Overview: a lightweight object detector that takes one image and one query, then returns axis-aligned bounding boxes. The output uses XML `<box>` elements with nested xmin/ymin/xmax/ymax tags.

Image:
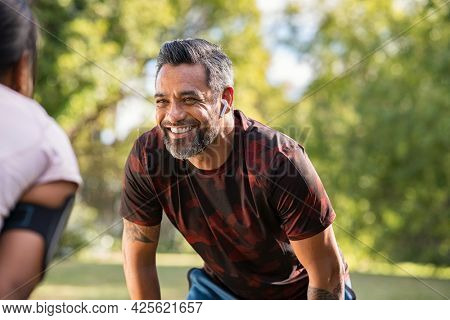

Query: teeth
<box><xmin>170</xmin><ymin>126</ymin><xmax>193</xmax><ymax>134</ymax></box>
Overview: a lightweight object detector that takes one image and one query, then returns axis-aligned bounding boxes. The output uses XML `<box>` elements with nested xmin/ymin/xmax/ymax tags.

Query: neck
<box><xmin>188</xmin><ymin>113</ymin><xmax>235</xmax><ymax>170</ymax></box>
<box><xmin>0</xmin><ymin>71</ymin><xmax>12</xmax><ymax>88</ymax></box>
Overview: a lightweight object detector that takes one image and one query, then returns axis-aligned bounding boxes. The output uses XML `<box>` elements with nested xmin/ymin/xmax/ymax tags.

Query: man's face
<box><xmin>155</xmin><ymin>63</ymin><xmax>221</xmax><ymax>159</ymax></box>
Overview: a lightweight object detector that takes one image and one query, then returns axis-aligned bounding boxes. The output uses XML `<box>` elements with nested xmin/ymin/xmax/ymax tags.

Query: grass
<box><xmin>30</xmin><ymin>254</ymin><xmax>450</xmax><ymax>300</ymax></box>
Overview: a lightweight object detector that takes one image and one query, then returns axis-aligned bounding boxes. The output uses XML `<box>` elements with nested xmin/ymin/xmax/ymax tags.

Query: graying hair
<box><xmin>156</xmin><ymin>38</ymin><xmax>233</xmax><ymax>96</ymax></box>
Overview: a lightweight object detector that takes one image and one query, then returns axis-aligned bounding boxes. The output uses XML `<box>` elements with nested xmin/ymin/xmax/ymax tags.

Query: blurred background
<box><xmin>27</xmin><ymin>0</ymin><xmax>449</xmax><ymax>299</ymax></box>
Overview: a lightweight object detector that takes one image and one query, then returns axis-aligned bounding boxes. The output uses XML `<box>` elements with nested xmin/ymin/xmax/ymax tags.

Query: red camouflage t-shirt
<box><xmin>120</xmin><ymin>110</ymin><xmax>338</xmax><ymax>299</ymax></box>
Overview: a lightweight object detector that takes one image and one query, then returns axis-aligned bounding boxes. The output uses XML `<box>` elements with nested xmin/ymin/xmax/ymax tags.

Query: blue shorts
<box><xmin>186</xmin><ymin>268</ymin><xmax>356</xmax><ymax>300</ymax></box>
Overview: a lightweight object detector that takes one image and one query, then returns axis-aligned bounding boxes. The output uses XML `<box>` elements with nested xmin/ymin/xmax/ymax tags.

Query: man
<box><xmin>121</xmin><ymin>38</ymin><xmax>355</xmax><ymax>299</ymax></box>
<box><xmin>0</xmin><ymin>0</ymin><xmax>81</xmax><ymax>299</ymax></box>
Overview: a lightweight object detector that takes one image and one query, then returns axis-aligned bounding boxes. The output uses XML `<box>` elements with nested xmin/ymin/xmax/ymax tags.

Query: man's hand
<box><xmin>290</xmin><ymin>225</ymin><xmax>345</xmax><ymax>299</ymax></box>
<box><xmin>122</xmin><ymin>219</ymin><xmax>161</xmax><ymax>299</ymax></box>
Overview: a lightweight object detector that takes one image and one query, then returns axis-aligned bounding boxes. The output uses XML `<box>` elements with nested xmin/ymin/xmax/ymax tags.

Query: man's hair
<box><xmin>156</xmin><ymin>38</ymin><xmax>233</xmax><ymax>96</ymax></box>
<box><xmin>0</xmin><ymin>0</ymin><xmax>37</xmax><ymax>80</ymax></box>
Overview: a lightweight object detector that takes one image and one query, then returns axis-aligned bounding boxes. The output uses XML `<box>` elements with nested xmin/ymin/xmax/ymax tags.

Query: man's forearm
<box><xmin>122</xmin><ymin>219</ymin><xmax>161</xmax><ymax>300</ymax></box>
<box><xmin>290</xmin><ymin>226</ymin><xmax>346</xmax><ymax>300</ymax></box>
<box><xmin>123</xmin><ymin>262</ymin><xmax>161</xmax><ymax>299</ymax></box>
<box><xmin>307</xmin><ymin>271</ymin><xmax>344</xmax><ymax>300</ymax></box>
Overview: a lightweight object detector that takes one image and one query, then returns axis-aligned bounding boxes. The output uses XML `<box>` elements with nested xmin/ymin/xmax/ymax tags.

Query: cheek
<box><xmin>192</xmin><ymin>108</ymin><xmax>215</xmax><ymax>127</ymax></box>
<box><xmin>155</xmin><ymin>107</ymin><xmax>211</xmax><ymax>127</ymax></box>
<box><xmin>155</xmin><ymin>110</ymin><xmax>166</xmax><ymax>126</ymax></box>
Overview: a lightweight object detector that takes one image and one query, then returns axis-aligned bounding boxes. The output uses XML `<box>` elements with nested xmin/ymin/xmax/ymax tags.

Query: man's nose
<box><xmin>166</xmin><ymin>101</ymin><xmax>186</xmax><ymax>123</ymax></box>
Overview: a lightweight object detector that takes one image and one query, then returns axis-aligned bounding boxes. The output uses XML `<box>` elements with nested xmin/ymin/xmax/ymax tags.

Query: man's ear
<box><xmin>221</xmin><ymin>87</ymin><xmax>234</xmax><ymax>113</ymax></box>
<box><xmin>12</xmin><ymin>51</ymin><xmax>34</xmax><ymax>97</ymax></box>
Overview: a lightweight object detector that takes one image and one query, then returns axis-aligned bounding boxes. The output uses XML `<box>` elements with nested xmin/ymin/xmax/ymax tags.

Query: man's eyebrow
<box><xmin>154</xmin><ymin>90</ymin><xmax>205</xmax><ymax>99</ymax></box>
<box><xmin>179</xmin><ymin>90</ymin><xmax>203</xmax><ymax>98</ymax></box>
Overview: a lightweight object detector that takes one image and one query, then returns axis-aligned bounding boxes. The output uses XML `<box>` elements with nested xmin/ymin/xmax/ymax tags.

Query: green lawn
<box><xmin>30</xmin><ymin>256</ymin><xmax>450</xmax><ymax>300</ymax></box>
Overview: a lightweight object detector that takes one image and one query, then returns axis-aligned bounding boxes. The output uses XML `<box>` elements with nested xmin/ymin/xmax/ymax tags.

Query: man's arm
<box><xmin>290</xmin><ymin>225</ymin><xmax>345</xmax><ymax>299</ymax></box>
<box><xmin>122</xmin><ymin>218</ymin><xmax>161</xmax><ymax>299</ymax></box>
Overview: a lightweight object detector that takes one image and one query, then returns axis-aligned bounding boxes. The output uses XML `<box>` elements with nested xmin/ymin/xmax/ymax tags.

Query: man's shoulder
<box><xmin>237</xmin><ymin>111</ymin><xmax>304</xmax><ymax>167</ymax></box>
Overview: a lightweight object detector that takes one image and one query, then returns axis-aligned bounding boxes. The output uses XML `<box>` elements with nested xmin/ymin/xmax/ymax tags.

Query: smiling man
<box><xmin>120</xmin><ymin>39</ymin><xmax>355</xmax><ymax>300</ymax></box>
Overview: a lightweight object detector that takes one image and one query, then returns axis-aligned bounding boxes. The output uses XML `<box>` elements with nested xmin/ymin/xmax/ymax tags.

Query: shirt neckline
<box><xmin>183</xmin><ymin>110</ymin><xmax>244</xmax><ymax>177</ymax></box>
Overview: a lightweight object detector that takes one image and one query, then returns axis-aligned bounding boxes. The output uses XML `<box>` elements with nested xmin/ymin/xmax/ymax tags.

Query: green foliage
<box><xmin>33</xmin><ymin>0</ymin><xmax>280</xmax><ymax>122</ymax></box>
<box><xmin>278</xmin><ymin>0</ymin><xmax>449</xmax><ymax>265</ymax></box>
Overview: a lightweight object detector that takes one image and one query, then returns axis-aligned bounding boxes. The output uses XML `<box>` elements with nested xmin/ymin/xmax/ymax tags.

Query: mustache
<box><xmin>160</xmin><ymin>119</ymin><xmax>200</xmax><ymax>127</ymax></box>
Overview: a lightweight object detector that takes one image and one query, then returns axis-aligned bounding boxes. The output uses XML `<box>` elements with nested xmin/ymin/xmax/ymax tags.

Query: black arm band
<box><xmin>1</xmin><ymin>195</ymin><xmax>75</xmax><ymax>273</ymax></box>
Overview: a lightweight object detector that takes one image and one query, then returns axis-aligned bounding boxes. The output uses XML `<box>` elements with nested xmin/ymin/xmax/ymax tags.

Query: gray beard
<box><xmin>163</xmin><ymin>125</ymin><xmax>220</xmax><ymax>159</ymax></box>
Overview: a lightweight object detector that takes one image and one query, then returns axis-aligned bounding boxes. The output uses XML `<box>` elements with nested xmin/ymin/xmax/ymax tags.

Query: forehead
<box><xmin>155</xmin><ymin>63</ymin><xmax>209</xmax><ymax>94</ymax></box>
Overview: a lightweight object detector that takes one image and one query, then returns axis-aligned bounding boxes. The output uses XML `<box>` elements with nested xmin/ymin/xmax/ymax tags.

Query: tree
<box><xmin>275</xmin><ymin>0</ymin><xmax>449</xmax><ymax>264</ymax></box>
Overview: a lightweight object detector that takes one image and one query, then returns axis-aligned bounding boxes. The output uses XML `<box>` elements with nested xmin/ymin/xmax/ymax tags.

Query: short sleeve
<box><xmin>36</xmin><ymin>120</ymin><xmax>82</xmax><ymax>186</ymax></box>
<box><xmin>0</xmin><ymin>147</ymin><xmax>47</xmax><ymax>229</ymax></box>
<box><xmin>120</xmin><ymin>138</ymin><xmax>163</xmax><ymax>226</ymax></box>
<box><xmin>0</xmin><ymin>94</ymin><xmax>81</xmax><ymax>226</ymax></box>
<box><xmin>269</xmin><ymin>146</ymin><xmax>336</xmax><ymax>240</ymax></box>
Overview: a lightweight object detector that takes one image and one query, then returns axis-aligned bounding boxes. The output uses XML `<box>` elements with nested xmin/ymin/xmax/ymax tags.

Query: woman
<box><xmin>0</xmin><ymin>0</ymin><xmax>82</xmax><ymax>299</ymax></box>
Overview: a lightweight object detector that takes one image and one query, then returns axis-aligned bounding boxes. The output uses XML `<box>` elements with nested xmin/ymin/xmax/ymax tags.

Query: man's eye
<box><xmin>184</xmin><ymin>98</ymin><xmax>197</xmax><ymax>105</ymax></box>
<box><xmin>156</xmin><ymin>100</ymin><xmax>168</xmax><ymax>107</ymax></box>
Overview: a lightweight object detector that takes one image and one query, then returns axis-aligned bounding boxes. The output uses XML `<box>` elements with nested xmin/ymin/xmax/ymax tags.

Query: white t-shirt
<box><xmin>0</xmin><ymin>84</ymin><xmax>82</xmax><ymax>230</ymax></box>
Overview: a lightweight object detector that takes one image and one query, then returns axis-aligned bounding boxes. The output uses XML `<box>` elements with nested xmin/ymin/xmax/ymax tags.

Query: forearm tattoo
<box><xmin>123</xmin><ymin>219</ymin><xmax>159</xmax><ymax>243</ymax></box>
<box><xmin>308</xmin><ymin>281</ymin><xmax>343</xmax><ymax>300</ymax></box>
